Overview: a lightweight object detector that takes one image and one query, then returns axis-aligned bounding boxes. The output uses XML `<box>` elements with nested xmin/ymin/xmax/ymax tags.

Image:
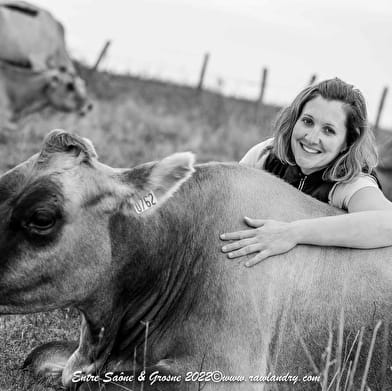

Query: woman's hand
<box><xmin>220</xmin><ymin>217</ymin><xmax>298</xmax><ymax>267</ymax></box>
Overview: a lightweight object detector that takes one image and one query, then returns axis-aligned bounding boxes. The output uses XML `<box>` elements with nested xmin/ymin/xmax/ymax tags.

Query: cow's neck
<box><xmin>111</xmin><ymin>205</ymin><xmax>210</xmax><ymax>362</ymax></box>
<box><xmin>66</xmin><ymin>212</ymin><xmax>209</xmax><ymax>381</ymax></box>
<box><xmin>70</xmin><ymin>172</ymin><xmax>220</xmax><ymax>376</ymax></box>
<box><xmin>0</xmin><ymin>64</ymin><xmax>49</xmax><ymax>116</ymax></box>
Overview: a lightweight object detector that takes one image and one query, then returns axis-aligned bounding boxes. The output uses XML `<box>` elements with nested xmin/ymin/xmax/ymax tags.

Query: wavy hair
<box><xmin>272</xmin><ymin>78</ymin><xmax>378</xmax><ymax>182</ymax></box>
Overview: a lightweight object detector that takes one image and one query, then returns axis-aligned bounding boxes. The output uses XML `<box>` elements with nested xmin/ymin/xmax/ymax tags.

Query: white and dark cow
<box><xmin>1</xmin><ymin>130</ymin><xmax>392</xmax><ymax>390</ymax></box>
<box><xmin>0</xmin><ymin>1</ymin><xmax>91</xmax><ymax>126</ymax></box>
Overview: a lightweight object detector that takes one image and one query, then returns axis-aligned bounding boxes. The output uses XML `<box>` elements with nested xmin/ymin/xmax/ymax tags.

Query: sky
<box><xmin>33</xmin><ymin>0</ymin><xmax>392</xmax><ymax>128</ymax></box>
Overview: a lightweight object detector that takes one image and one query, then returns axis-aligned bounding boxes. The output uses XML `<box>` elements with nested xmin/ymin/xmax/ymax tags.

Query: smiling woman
<box><xmin>290</xmin><ymin>97</ymin><xmax>348</xmax><ymax>175</ymax></box>
<box><xmin>221</xmin><ymin>78</ymin><xmax>392</xmax><ymax>266</ymax></box>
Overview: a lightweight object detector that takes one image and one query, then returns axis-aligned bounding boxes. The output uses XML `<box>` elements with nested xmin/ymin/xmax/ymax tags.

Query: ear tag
<box><xmin>133</xmin><ymin>191</ymin><xmax>157</xmax><ymax>214</ymax></box>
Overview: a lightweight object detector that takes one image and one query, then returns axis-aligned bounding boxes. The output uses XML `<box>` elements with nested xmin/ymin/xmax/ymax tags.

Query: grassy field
<box><xmin>0</xmin><ymin>68</ymin><xmax>282</xmax><ymax>391</ymax></box>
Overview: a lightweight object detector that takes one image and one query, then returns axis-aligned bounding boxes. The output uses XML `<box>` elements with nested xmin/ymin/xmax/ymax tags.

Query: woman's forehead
<box><xmin>302</xmin><ymin>96</ymin><xmax>347</xmax><ymax>127</ymax></box>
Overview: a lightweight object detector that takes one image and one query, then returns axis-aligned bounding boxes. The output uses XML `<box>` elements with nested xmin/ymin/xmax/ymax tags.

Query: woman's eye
<box><xmin>302</xmin><ymin>117</ymin><xmax>313</xmax><ymax>125</ymax></box>
<box><xmin>324</xmin><ymin>127</ymin><xmax>336</xmax><ymax>135</ymax></box>
<box><xmin>27</xmin><ymin>211</ymin><xmax>56</xmax><ymax>231</ymax></box>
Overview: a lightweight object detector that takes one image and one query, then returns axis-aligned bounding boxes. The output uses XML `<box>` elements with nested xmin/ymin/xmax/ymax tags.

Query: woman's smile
<box><xmin>299</xmin><ymin>141</ymin><xmax>322</xmax><ymax>154</ymax></box>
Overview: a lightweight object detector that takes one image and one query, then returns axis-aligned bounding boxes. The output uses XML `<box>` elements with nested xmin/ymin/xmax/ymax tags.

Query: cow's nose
<box><xmin>78</xmin><ymin>101</ymin><xmax>93</xmax><ymax>116</ymax></box>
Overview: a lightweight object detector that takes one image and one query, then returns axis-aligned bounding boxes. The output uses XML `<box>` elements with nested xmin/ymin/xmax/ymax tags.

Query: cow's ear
<box><xmin>38</xmin><ymin>129</ymin><xmax>98</xmax><ymax>164</ymax></box>
<box><xmin>118</xmin><ymin>152</ymin><xmax>195</xmax><ymax>215</ymax></box>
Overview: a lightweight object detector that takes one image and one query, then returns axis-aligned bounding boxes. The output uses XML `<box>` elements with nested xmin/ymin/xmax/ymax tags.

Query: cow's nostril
<box><xmin>66</xmin><ymin>83</ymin><xmax>75</xmax><ymax>92</ymax></box>
<box><xmin>78</xmin><ymin>102</ymin><xmax>93</xmax><ymax>116</ymax></box>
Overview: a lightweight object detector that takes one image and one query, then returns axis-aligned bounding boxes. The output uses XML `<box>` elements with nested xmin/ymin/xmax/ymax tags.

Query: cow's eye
<box><xmin>27</xmin><ymin>210</ymin><xmax>56</xmax><ymax>231</ymax></box>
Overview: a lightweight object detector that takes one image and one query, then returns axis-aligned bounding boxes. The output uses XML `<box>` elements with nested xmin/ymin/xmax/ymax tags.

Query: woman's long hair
<box><xmin>272</xmin><ymin>78</ymin><xmax>378</xmax><ymax>182</ymax></box>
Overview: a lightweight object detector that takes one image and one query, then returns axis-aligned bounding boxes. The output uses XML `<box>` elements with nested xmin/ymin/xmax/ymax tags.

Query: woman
<box><xmin>221</xmin><ymin>78</ymin><xmax>392</xmax><ymax>267</ymax></box>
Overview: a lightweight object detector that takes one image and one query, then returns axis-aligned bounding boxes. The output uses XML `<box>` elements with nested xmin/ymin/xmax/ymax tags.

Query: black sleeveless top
<box><xmin>264</xmin><ymin>152</ymin><xmax>381</xmax><ymax>204</ymax></box>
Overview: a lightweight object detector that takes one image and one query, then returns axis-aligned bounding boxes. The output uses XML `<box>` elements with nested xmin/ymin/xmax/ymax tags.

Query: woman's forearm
<box><xmin>291</xmin><ymin>211</ymin><xmax>392</xmax><ymax>249</ymax></box>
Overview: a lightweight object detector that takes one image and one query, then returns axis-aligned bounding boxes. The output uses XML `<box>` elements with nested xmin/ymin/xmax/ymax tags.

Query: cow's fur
<box><xmin>1</xmin><ymin>130</ymin><xmax>392</xmax><ymax>390</ymax></box>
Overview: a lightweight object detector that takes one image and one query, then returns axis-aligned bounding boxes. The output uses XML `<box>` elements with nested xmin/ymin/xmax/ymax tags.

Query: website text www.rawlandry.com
<box><xmin>72</xmin><ymin>370</ymin><xmax>321</xmax><ymax>386</ymax></box>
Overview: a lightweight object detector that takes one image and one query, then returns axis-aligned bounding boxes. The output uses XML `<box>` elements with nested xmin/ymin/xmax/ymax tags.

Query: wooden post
<box><xmin>197</xmin><ymin>52</ymin><xmax>210</xmax><ymax>90</ymax></box>
<box><xmin>375</xmin><ymin>87</ymin><xmax>388</xmax><ymax>131</ymax></box>
<box><xmin>258</xmin><ymin>67</ymin><xmax>268</xmax><ymax>106</ymax></box>
<box><xmin>92</xmin><ymin>40</ymin><xmax>111</xmax><ymax>72</ymax></box>
<box><xmin>308</xmin><ymin>74</ymin><xmax>317</xmax><ymax>86</ymax></box>
<box><xmin>255</xmin><ymin>67</ymin><xmax>268</xmax><ymax>124</ymax></box>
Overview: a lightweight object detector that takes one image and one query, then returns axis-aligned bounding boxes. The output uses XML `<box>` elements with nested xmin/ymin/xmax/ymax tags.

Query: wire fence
<box><xmin>88</xmin><ymin>43</ymin><xmax>391</xmax><ymax>132</ymax></box>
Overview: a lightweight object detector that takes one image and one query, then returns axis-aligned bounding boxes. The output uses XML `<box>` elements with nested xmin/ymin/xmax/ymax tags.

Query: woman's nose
<box><xmin>305</xmin><ymin>128</ymin><xmax>321</xmax><ymax>145</ymax></box>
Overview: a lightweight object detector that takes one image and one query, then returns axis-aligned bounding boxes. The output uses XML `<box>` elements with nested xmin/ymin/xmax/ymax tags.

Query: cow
<box><xmin>376</xmin><ymin>133</ymin><xmax>392</xmax><ymax>202</ymax></box>
<box><xmin>1</xmin><ymin>130</ymin><xmax>392</xmax><ymax>390</ymax></box>
<box><xmin>0</xmin><ymin>1</ymin><xmax>91</xmax><ymax>126</ymax></box>
<box><xmin>0</xmin><ymin>61</ymin><xmax>90</xmax><ymax>123</ymax></box>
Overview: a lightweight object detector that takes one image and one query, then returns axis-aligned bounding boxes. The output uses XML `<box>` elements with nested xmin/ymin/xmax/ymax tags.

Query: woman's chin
<box><xmin>295</xmin><ymin>158</ymin><xmax>322</xmax><ymax>174</ymax></box>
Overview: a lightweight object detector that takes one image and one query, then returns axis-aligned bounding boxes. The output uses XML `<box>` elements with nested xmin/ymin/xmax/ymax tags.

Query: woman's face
<box><xmin>291</xmin><ymin>95</ymin><xmax>348</xmax><ymax>175</ymax></box>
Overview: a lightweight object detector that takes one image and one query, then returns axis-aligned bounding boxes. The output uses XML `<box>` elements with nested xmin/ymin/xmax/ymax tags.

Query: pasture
<box><xmin>0</xmin><ymin>66</ymin><xmax>391</xmax><ymax>391</ymax></box>
<box><xmin>0</xmin><ymin>67</ymin><xmax>280</xmax><ymax>391</ymax></box>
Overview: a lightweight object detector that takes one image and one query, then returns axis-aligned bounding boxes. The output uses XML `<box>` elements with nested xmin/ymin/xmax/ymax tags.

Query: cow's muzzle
<box><xmin>78</xmin><ymin>101</ymin><xmax>93</xmax><ymax>116</ymax></box>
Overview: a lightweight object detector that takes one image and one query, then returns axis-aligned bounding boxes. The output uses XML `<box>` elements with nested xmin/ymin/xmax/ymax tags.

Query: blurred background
<box><xmin>32</xmin><ymin>0</ymin><xmax>392</xmax><ymax>129</ymax></box>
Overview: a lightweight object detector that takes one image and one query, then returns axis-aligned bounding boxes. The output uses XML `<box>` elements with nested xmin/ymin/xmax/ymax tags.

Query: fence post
<box><xmin>92</xmin><ymin>40</ymin><xmax>111</xmax><ymax>72</ymax></box>
<box><xmin>308</xmin><ymin>74</ymin><xmax>317</xmax><ymax>86</ymax></box>
<box><xmin>255</xmin><ymin>67</ymin><xmax>268</xmax><ymax>125</ymax></box>
<box><xmin>374</xmin><ymin>86</ymin><xmax>388</xmax><ymax>132</ymax></box>
<box><xmin>197</xmin><ymin>52</ymin><xmax>210</xmax><ymax>90</ymax></box>
<box><xmin>258</xmin><ymin>67</ymin><xmax>268</xmax><ymax>106</ymax></box>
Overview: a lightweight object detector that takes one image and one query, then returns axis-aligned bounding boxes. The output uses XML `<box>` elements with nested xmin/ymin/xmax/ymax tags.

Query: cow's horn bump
<box><xmin>40</xmin><ymin>130</ymin><xmax>97</xmax><ymax>160</ymax></box>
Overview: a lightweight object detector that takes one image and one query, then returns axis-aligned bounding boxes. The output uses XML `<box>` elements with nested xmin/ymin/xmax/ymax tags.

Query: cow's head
<box><xmin>45</xmin><ymin>68</ymin><xmax>92</xmax><ymax>115</ymax></box>
<box><xmin>0</xmin><ymin>130</ymin><xmax>194</xmax><ymax>315</ymax></box>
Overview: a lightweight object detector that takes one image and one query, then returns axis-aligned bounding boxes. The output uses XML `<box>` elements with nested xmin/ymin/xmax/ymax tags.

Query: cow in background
<box><xmin>376</xmin><ymin>132</ymin><xmax>392</xmax><ymax>201</ymax></box>
<box><xmin>1</xmin><ymin>130</ymin><xmax>392</xmax><ymax>390</ymax></box>
<box><xmin>0</xmin><ymin>1</ymin><xmax>91</xmax><ymax>127</ymax></box>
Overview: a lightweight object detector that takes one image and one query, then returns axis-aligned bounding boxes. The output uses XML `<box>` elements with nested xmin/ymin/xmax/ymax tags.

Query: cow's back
<box><xmin>0</xmin><ymin>1</ymin><xmax>71</xmax><ymax>71</ymax></box>
<box><xmin>167</xmin><ymin>163</ymin><xmax>392</xmax><ymax>388</ymax></box>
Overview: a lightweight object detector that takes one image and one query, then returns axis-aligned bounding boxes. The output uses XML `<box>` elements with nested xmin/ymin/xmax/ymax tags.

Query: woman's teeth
<box><xmin>301</xmin><ymin>143</ymin><xmax>320</xmax><ymax>154</ymax></box>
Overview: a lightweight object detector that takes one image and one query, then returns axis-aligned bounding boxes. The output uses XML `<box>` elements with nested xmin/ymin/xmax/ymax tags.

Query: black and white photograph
<box><xmin>1</xmin><ymin>0</ymin><xmax>392</xmax><ymax>390</ymax></box>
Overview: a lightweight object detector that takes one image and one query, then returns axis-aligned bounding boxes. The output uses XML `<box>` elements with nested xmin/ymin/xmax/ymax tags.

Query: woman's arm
<box><xmin>221</xmin><ymin>187</ymin><xmax>392</xmax><ymax>267</ymax></box>
<box><xmin>292</xmin><ymin>187</ymin><xmax>392</xmax><ymax>247</ymax></box>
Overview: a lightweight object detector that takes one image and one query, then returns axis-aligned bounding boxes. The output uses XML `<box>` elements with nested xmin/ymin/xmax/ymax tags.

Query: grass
<box><xmin>0</xmin><ymin>310</ymin><xmax>79</xmax><ymax>391</ymax></box>
<box><xmin>0</xmin><ymin>66</ymin><xmax>391</xmax><ymax>390</ymax></box>
<box><xmin>300</xmin><ymin>312</ymin><xmax>384</xmax><ymax>391</ymax></box>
